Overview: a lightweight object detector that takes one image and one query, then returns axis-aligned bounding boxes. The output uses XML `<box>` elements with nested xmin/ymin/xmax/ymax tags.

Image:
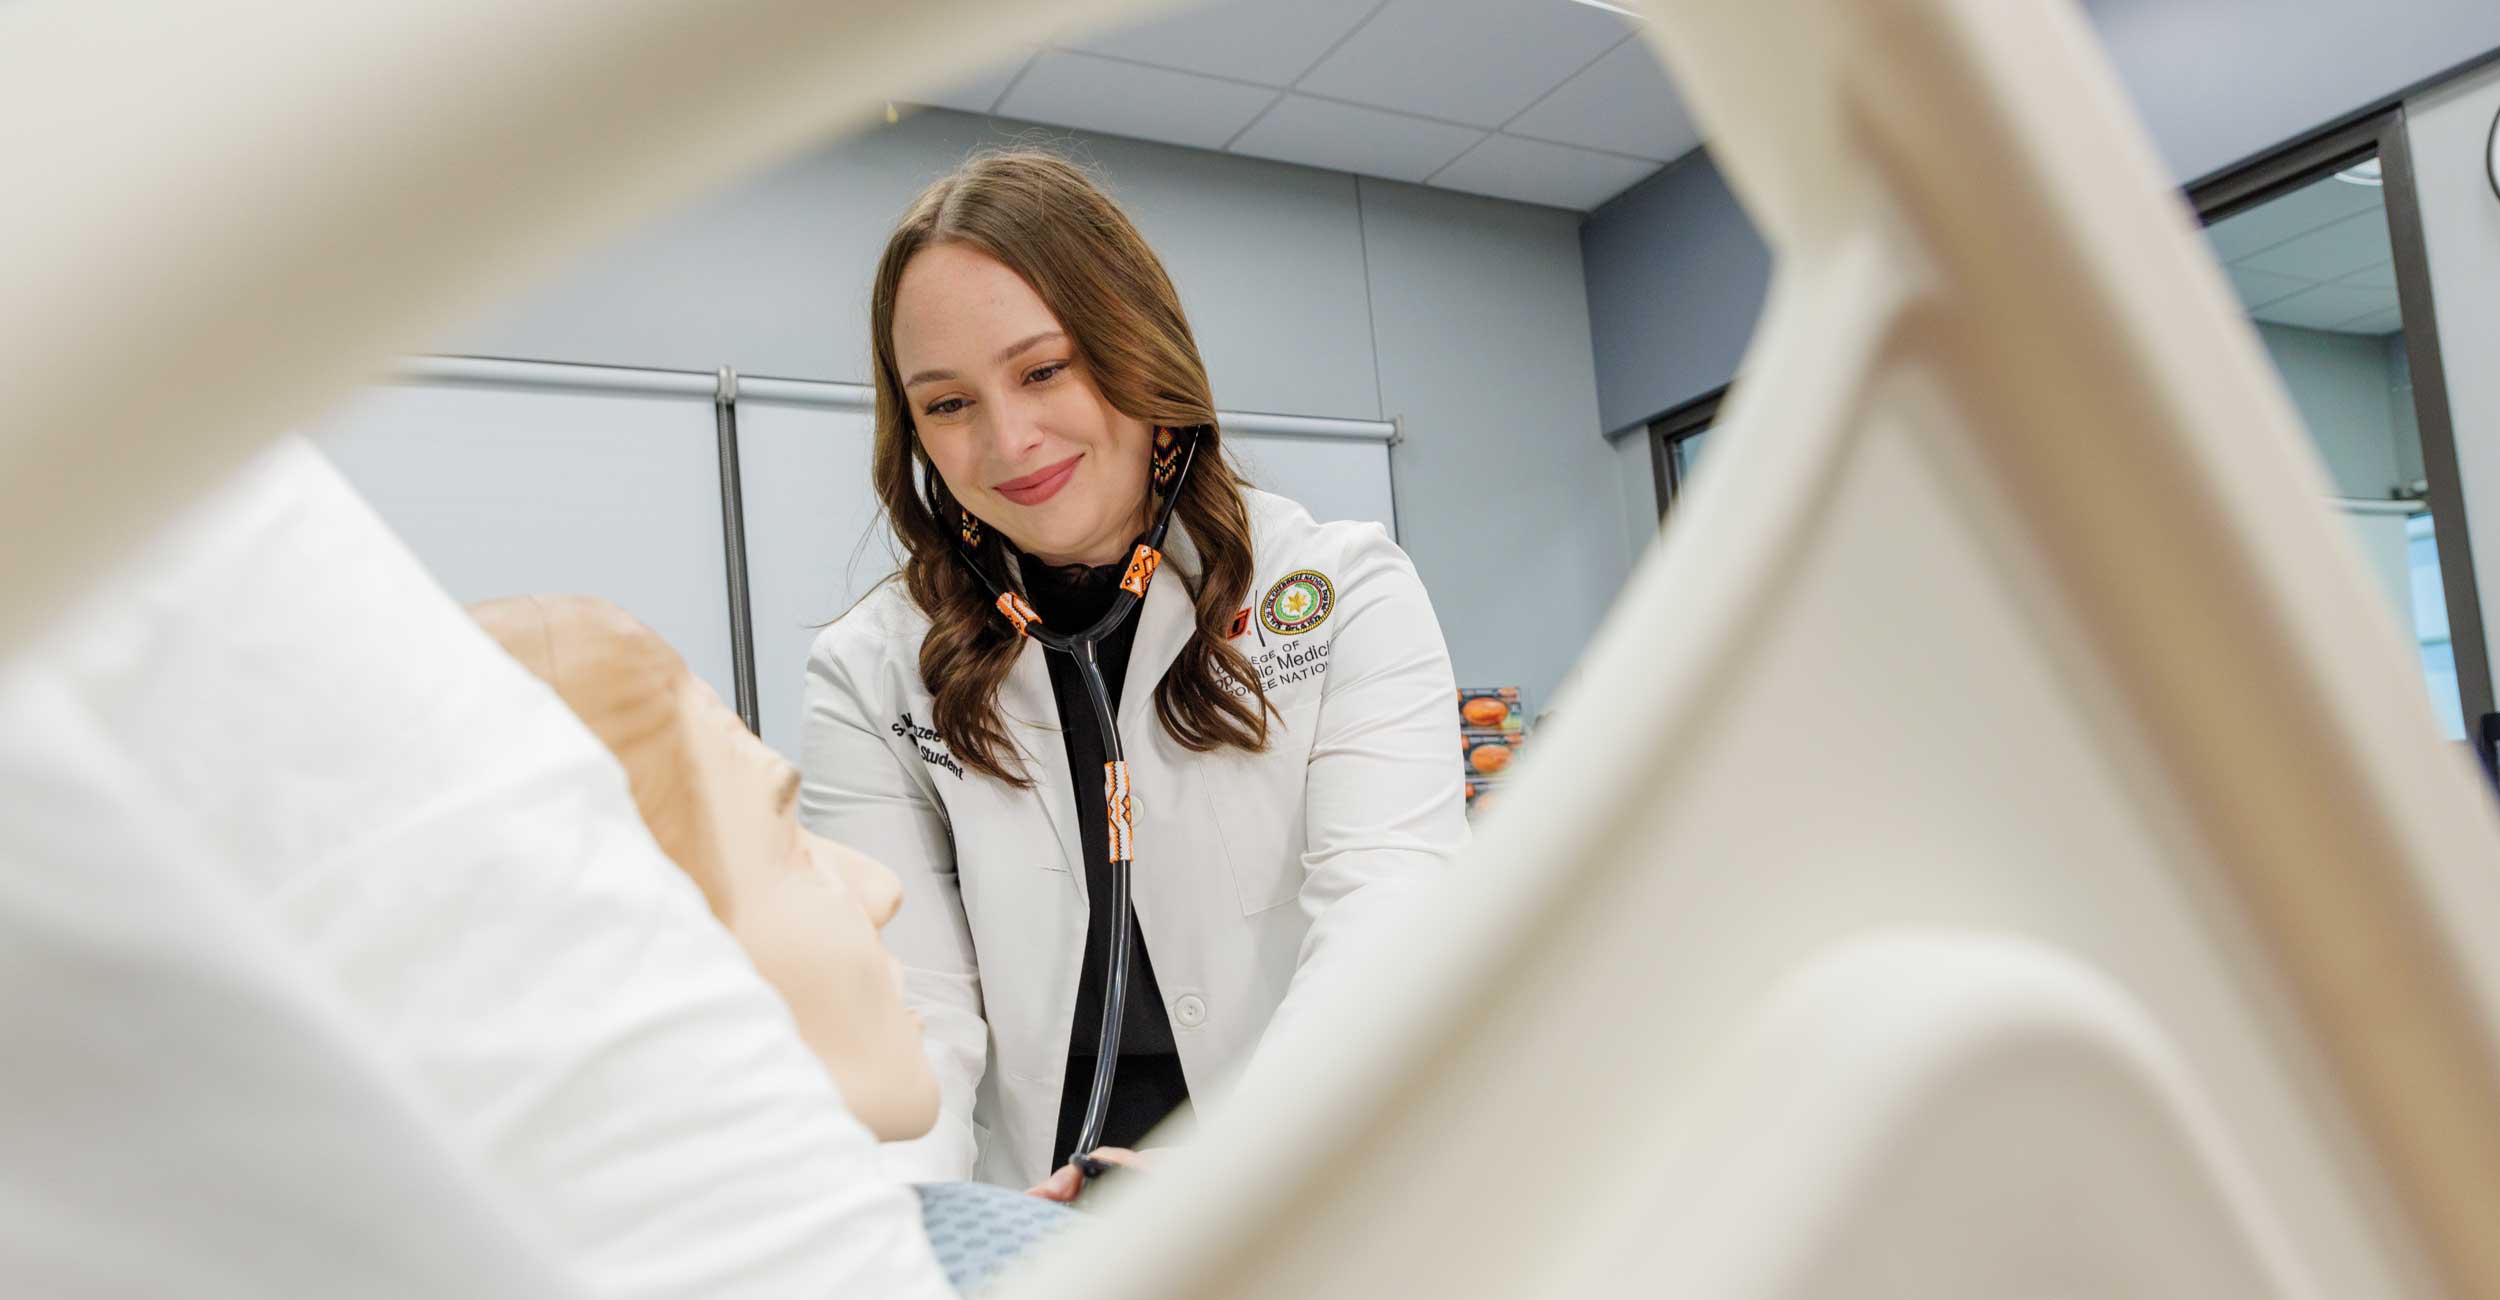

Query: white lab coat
<box><xmin>799</xmin><ymin>488</ymin><xmax>1467</xmax><ymax>1187</ymax></box>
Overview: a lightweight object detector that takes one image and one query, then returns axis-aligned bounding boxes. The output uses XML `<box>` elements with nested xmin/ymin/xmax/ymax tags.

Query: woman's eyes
<box><xmin>920</xmin><ymin>363</ymin><xmax>1065</xmax><ymax>417</ymax></box>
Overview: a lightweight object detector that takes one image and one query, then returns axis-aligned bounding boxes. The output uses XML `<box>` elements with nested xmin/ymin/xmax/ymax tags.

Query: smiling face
<box><xmin>468</xmin><ymin>595</ymin><xmax>939</xmax><ymax>1141</ymax></box>
<box><xmin>892</xmin><ymin>241</ymin><xmax>1154</xmax><ymax>568</ymax></box>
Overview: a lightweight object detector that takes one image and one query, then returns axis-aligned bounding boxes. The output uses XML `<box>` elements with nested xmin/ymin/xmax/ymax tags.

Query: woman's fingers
<box><xmin>1027</xmin><ymin>1147</ymin><xmax>1163</xmax><ymax>1200</ymax></box>
<box><xmin>1025</xmin><ymin>1163</ymin><xmax>1084</xmax><ymax>1201</ymax></box>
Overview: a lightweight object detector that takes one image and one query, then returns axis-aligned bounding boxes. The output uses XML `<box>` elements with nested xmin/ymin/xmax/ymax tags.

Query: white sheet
<box><xmin>4</xmin><ymin>439</ymin><xmax>953</xmax><ymax>1300</ymax></box>
<box><xmin>0</xmin><ymin>673</ymin><xmax>592</xmax><ymax>1300</ymax></box>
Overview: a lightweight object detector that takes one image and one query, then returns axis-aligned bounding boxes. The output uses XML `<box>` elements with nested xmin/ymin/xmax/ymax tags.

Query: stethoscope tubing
<box><xmin>1066</xmin><ymin>638</ymin><xmax>1131</xmax><ymax>1177</ymax></box>
<box><xmin>943</xmin><ymin>429</ymin><xmax>1203</xmax><ymax>1185</ymax></box>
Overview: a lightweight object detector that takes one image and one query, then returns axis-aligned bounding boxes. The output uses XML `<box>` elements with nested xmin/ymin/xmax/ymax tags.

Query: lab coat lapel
<box><xmin>999</xmin><ymin>633</ymin><xmax>1085</xmax><ymax>886</ymax></box>
<box><xmin>1119</xmin><ymin>515</ymin><xmax>1202</xmax><ymax>735</ymax></box>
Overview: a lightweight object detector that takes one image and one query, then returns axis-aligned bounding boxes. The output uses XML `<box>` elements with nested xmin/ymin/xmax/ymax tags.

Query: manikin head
<box><xmin>469</xmin><ymin>595</ymin><xmax>939</xmax><ymax>1141</ymax></box>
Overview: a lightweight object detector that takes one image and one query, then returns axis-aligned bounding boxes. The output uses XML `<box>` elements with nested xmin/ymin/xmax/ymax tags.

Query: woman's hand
<box><xmin>1026</xmin><ymin>1147</ymin><xmax>1158</xmax><ymax>1201</ymax></box>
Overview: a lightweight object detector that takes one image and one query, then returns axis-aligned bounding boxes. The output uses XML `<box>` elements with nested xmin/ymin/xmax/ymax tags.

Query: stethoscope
<box><xmin>940</xmin><ymin>423</ymin><xmax>1204</xmax><ymax>1185</ymax></box>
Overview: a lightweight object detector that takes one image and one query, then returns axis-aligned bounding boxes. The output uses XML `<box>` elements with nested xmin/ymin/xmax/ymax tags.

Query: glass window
<box><xmin>1671</xmin><ymin>427</ymin><xmax>1710</xmax><ymax>483</ymax></box>
<box><xmin>2410</xmin><ymin>512</ymin><xmax>2466</xmax><ymax>739</ymax></box>
<box><xmin>1648</xmin><ymin>389</ymin><xmax>1727</xmax><ymax>520</ymax></box>
<box><xmin>2204</xmin><ymin>158</ymin><xmax>2471</xmax><ymax>738</ymax></box>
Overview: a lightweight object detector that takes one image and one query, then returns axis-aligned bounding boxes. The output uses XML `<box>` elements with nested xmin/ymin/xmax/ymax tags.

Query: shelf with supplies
<box><xmin>1456</xmin><ymin>686</ymin><xmax>1528</xmax><ymax>819</ymax></box>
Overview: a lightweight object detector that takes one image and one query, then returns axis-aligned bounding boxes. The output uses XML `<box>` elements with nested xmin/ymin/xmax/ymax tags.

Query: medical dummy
<box><xmin>470</xmin><ymin>600</ymin><xmax>1095</xmax><ymax>1290</ymax></box>
<box><xmin>465</xmin><ymin>596</ymin><xmax>1081</xmax><ymax>1291</ymax></box>
<box><xmin>0</xmin><ymin>439</ymin><xmax>955</xmax><ymax>1300</ymax></box>
<box><xmin>468</xmin><ymin>593</ymin><xmax>939</xmax><ymax>1139</ymax></box>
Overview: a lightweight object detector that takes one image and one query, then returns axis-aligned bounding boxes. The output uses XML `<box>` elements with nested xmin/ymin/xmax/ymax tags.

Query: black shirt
<box><xmin>1019</xmin><ymin>556</ymin><xmax>1187</xmax><ymax>1164</ymax></box>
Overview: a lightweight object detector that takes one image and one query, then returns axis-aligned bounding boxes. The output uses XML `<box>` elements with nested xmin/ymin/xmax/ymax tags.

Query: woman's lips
<box><xmin>994</xmin><ymin>454</ymin><xmax>1081</xmax><ymax>507</ymax></box>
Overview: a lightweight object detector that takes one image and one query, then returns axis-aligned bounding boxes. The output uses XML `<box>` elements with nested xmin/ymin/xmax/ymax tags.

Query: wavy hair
<box><xmin>867</xmin><ymin>150</ymin><xmax>1272</xmax><ymax>785</ymax></box>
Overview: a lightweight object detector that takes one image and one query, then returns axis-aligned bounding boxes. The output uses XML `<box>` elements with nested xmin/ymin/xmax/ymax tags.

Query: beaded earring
<box><xmin>1150</xmin><ymin>426</ymin><xmax>1182</xmax><ymax>492</ymax></box>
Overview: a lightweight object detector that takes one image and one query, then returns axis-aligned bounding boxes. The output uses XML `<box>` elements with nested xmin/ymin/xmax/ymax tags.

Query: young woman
<box><xmin>799</xmin><ymin>151</ymin><xmax>1465</xmax><ymax>1197</ymax></box>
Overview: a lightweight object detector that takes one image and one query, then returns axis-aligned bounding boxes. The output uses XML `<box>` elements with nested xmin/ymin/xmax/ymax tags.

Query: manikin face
<box><xmin>892</xmin><ymin>241</ymin><xmax>1155</xmax><ymax>568</ymax></box>
<box><xmin>470</xmin><ymin>596</ymin><xmax>940</xmax><ymax>1141</ymax></box>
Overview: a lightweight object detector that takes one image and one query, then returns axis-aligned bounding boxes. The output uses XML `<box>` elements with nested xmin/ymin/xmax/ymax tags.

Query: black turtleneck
<box><xmin>1020</xmin><ymin>556</ymin><xmax>1188</xmax><ymax>1166</ymax></box>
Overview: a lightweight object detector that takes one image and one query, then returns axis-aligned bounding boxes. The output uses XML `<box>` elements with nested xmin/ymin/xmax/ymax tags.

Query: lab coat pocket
<box><xmin>945</xmin><ymin>768</ymin><xmax>1070</xmax><ymax>876</ymax></box>
<box><xmin>1199</xmin><ymin>753</ymin><xmax>1305</xmax><ymax>915</ymax></box>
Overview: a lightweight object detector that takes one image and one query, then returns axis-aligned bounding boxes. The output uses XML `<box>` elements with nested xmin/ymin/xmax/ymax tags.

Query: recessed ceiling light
<box><xmin>2334</xmin><ymin>158</ymin><xmax>2383</xmax><ymax>188</ymax></box>
<box><xmin>1566</xmin><ymin>0</ymin><xmax>1647</xmax><ymax>19</ymax></box>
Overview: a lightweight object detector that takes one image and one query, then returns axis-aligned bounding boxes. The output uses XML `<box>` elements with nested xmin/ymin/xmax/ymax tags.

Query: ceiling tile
<box><xmin>2336</xmin><ymin>260</ymin><xmax>2399</xmax><ymax>290</ymax></box>
<box><xmin>996</xmin><ymin>50</ymin><xmax>1280</xmax><ymax>151</ymax></box>
<box><xmin>2337</xmin><ymin>304</ymin><xmax>2407</xmax><ymax>334</ymax></box>
<box><xmin>902</xmin><ymin>48</ymin><xmax>1036</xmax><ymax>116</ymax></box>
<box><xmin>2206</xmin><ymin>174</ymin><xmax>2383</xmax><ymax>261</ymax></box>
<box><xmin>1229</xmin><ymin>95</ymin><xmax>1482</xmax><ymax>182</ymax></box>
<box><xmin>2225</xmin><ymin>265</ymin><xmax>2317</xmax><ymax>312</ymax></box>
<box><xmin>1295</xmin><ymin>0</ymin><xmax>1636</xmax><ymax>129</ymax></box>
<box><xmin>2236</xmin><ymin>208</ymin><xmax>2395</xmax><ymax>281</ymax></box>
<box><xmin>2253</xmin><ymin>282</ymin><xmax>2398</xmax><ymax>332</ymax></box>
<box><xmin>1057</xmin><ymin>0</ymin><xmax>1383</xmax><ymax>87</ymax></box>
<box><xmin>1429</xmin><ymin>132</ymin><xmax>1659</xmax><ymax>210</ymax></box>
<box><xmin>1504</xmin><ymin>35</ymin><xmax>1700</xmax><ymax>162</ymax></box>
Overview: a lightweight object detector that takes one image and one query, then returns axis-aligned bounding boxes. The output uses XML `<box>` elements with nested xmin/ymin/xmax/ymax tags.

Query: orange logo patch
<box><xmin>1104</xmin><ymin>761</ymin><xmax>1134</xmax><ymax>863</ymax></box>
<box><xmin>1119</xmin><ymin>543</ymin><xmax>1162</xmax><ymax>598</ymax></box>
<box><xmin>1226</xmin><ymin>606</ymin><xmax>1253</xmax><ymax>639</ymax></box>
<box><xmin>996</xmin><ymin>591</ymin><xmax>1041</xmax><ymax>637</ymax></box>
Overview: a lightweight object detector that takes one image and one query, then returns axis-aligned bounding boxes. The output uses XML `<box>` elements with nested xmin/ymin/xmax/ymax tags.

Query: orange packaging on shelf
<box><xmin>1465</xmin><ymin>777</ymin><xmax>1501</xmax><ymax>817</ymax></box>
<box><xmin>1456</xmin><ymin>686</ymin><xmax>1526</xmax><ymax>733</ymax></box>
<box><xmin>1462</xmin><ymin>730</ymin><xmax>1520</xmax><ymax>777</ymax></box>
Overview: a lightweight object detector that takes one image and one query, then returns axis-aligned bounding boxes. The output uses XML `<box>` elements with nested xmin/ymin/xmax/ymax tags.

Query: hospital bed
<box><xmin>4</xmin><ymin>0</ymin><xmax>2498</xmax><ymax>1298</ymax></box>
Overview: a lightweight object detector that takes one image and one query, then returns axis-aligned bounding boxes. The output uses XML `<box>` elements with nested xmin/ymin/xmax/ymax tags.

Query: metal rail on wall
<box><xmin>394</xmin><ymin>353</ymin><xmax>1401</xmax><ymax>734</ymax></box>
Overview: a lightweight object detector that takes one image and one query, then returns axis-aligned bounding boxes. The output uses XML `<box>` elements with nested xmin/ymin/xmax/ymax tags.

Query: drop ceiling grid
<box><xmin>2210</xmin><ymin>176</ymin><xmax>2403</xmax><ymax>335</ymax></box>
<box><xmin>1413</xmin><ymin>26</ymin><xmax>1647</xmax><ymax>189</ymax></box>
<box><xmin>909</xmin><ymin>0</ymin><xmax>1689</xmax><ymax>211</ymax></box>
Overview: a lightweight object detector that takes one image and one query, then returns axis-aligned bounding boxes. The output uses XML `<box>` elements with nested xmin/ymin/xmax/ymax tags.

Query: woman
<box><xmin>799</xmin><ymin>151</ymin><xmax>1465</xmax><ymax>1198</ymax></box>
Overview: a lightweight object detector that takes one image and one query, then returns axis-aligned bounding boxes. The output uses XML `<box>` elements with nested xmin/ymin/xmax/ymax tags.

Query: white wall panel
<box><xmin>309</xmin><ymin>380</ymin><xmax>738</xmax><ymax>709</ymax></box>
<box><xmin>736</xmin><ymin>398</ymin><xmax>889</xmax><ymax>758</ymax></box>
<box><xmin>1225</xmin><ymin>433</ymin><xmax>1396</xmax><ymax>537</ymax></box>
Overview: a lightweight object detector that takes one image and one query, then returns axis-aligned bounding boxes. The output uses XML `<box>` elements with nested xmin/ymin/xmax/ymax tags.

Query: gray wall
<box><xmin>1580</xmin><ymin>151</ymin><xmax>1766</xmax><ymax>434</ymax></box>
<box><xmin>1582</xmin><ymin>1</ymin><xmax>2500</xmax><ymax>435</ymax></box>
<box><xmin>2254</xmin><ymin>322</ymin><xmax>2406</xmax><ymax>499</ymax></box>
<box><xmin>1607</xmin><ymin>429</ymin><xmax>1659</xmax><ymax>574</ymax></box>
<box><xmin>1351</xmin><ymin>177</ymin><xmax>1630</xmax><ymax>708</ymax></box>
<box><xmin>2407</xmin><ymin>60</ymin><xmax>2500</xmax><ymax>701</ymax></box>
<box><xmin>438</xmin><ymin>107</ymin><xmax>1621</xmax><ymax>709</ymax></box>
<box><xmin>2389</xmin><ymin>334</ymin><xmax>2426</xmax><ymax>489</ymax></box>
<box><xmin>454</xmin><ymin>109</ymin><xmax>1380</xmax><ymax>420</ymax></box>
<box><xmin>2087</xmin><ymin>0</ymin><xmax>2500</xmax><ymax>185</ymax></box>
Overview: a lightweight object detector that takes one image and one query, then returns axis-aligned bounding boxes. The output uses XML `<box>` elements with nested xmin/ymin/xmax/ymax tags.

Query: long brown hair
<box><xmin>867</xmin><ymin>151</ymin><xmax>1271</xmax><ymax>785</ymax></box>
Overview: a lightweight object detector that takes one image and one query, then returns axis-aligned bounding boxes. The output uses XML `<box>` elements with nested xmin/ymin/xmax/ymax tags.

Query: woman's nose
<box><xmin>985</xmin><ymin>391</ymin><xmax>1047</xmax><ymax>461</ymax></box>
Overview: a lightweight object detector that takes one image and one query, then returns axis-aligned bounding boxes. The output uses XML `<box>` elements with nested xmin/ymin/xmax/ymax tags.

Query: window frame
<box><xmin>1638</xmin><ymin>106</ymin><xmax>2491</xmax><ymax>740</ymax></box>
<box><xmin>1646</xmin><ymin>384</ymin><xmax>1727</xmax><ymax>520</ymax></box>
<box><xmin>2188</xmin><ymin>105</ymin><xmax>2496</xmax><ymax>734</ymax></box>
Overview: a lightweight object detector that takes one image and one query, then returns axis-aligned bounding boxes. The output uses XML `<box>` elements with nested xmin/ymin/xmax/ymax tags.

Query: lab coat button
<box><xmin>1174</xmin><ymin>994</ymin><xmax>1207</xmax><ymax>1028</ymax></box>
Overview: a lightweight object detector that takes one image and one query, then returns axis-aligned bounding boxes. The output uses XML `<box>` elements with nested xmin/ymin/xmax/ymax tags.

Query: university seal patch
<box><xmin>1259</xmin><ymin>569</ymin><xmax>1335</xmax><ymax>636</ymax></box>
